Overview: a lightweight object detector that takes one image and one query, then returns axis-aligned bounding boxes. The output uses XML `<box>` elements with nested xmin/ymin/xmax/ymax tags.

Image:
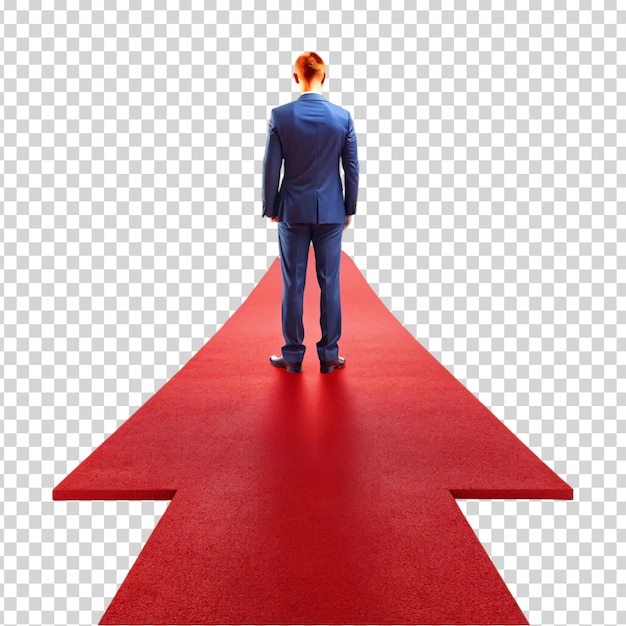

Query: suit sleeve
<box><xmin>341</xmin><ymin>113</ymin><xmax>359</xmax><ymax>215</ymax></box>
<box><xmin>262</xmin><ymin>110</ymin><xmax>283</xmax><ymax>218</ymax></box>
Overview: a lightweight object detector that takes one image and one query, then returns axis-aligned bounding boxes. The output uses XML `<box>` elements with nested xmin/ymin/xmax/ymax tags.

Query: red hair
<box><xmin>295</xmin><ymin>52</ymin><xmax>326</xmax><ymax>83</ymax></box>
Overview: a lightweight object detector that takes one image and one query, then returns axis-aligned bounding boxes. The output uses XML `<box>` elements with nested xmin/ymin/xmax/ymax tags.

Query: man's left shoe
<box><xmin>269</xmin><ymin>355</ymin><xmax>302</xmax><ymax>373</ymax></box>
<box><xmin>320</xmin><ymin>356</ymin><xmax>345</xmax><ymax>374</ymax></box>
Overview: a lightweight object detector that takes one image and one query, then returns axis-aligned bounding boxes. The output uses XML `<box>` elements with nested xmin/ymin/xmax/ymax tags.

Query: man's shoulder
<box><xmin>271</xmin><ymin>96</ymin><xmax>352</xmax><ymax>124</ymax></box>
<box><xmin>319</xmin><ymin>97</ymin><xmax>348</xmax><ymax>110</ymax></box>
<box><xmin>274</xmin><ymin>95</ymin><xmax>349</xmax><ymax>109</ymax></box>
<box><xmin>272</xmin><ymin>99</ymin><xmax>298</xmax><ymax>113</ymax></box>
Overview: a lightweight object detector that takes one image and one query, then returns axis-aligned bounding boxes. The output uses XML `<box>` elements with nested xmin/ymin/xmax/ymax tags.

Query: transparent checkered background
<box><xmin>1</xmin><ymin>1</ymin><xmax>623</xmax><ymax>625</ymax></box>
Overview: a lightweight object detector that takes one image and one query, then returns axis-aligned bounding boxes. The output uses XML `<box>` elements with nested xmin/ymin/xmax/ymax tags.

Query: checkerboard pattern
<box><xmin>1</xmin><ymin>2</ymin><xmax>623</xmax><ymax>625</ymax></box>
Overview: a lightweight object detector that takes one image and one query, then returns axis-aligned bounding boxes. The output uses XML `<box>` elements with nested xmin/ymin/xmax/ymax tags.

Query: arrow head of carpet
<box><xmin>54</xmin><ymin>250</ymin><xmax>573</xmax><ymax>625</ymax></box>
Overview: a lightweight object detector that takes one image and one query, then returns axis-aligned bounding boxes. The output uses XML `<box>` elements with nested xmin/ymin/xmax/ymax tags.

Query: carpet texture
<box><xmin>54</xmin><ymin>250</ymin><xmax>573</xmax><ymax>625</ymax></box>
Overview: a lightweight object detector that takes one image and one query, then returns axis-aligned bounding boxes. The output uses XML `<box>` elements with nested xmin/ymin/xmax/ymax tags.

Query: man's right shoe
<box><xmin>320</xmin><ymin>356</ymin><xmax>345</xmax><ymax>374</ymax></box>
<box><xmin>269</xmin><ymin>355</ymin><xmax>302</xmax><ymax>373</ymax></box>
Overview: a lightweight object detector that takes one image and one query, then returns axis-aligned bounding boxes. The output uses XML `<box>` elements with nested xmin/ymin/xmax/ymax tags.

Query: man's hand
<box><xmin>343</xmin><ymin>215</ymin><xmax>353</xmax><ymax>230</ymax></box>
<box><xmin>268</xmin><ymin>216</ymin><xmax>279</xmax><ymax>223</ymax></box>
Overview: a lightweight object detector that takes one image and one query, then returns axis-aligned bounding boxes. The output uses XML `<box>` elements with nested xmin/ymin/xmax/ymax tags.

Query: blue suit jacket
<box><xmin>262</xmin><ymin>92</ymin><xmax>359</xmax><ymax>224</ymax></box>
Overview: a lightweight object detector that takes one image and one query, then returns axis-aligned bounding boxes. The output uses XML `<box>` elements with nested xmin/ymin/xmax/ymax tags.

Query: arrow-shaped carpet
<box><xmin>54</xmin><ymin>250</ymin><xmax>572</xmax><ymax>625</ymax></box>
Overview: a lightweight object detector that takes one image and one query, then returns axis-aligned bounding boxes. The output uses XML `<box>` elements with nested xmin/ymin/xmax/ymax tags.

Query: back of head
<box><xmin>295</xmin><ymin>52</ymin><xmax>326</xmax><ymax>83</ymax></box>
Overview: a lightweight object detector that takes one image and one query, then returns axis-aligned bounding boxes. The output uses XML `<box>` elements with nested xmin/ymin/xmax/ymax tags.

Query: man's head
<box><xmin>294</xmin><ymin>52</ymin><xmax>326</xmax><ymax>92</ymax></box>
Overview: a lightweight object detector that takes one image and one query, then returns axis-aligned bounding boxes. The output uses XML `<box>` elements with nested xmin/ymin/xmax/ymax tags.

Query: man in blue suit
<box><xmin>263</xmin><ymin>52</ymin><xmax>359</xmax><ymax>373</ymax></box>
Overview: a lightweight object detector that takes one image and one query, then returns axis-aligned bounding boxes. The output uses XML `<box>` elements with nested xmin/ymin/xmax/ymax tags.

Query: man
<box><xmin>262</xmin><ymin>52</ymin><xmax>359</xmax><ymax>374</ymax></box>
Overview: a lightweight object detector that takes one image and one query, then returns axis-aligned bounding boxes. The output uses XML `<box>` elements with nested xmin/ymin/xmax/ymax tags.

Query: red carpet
<box><xmin>54</xmin><ymin>250</ymin><xmax>573</xmax><ymax>625</ymax></box>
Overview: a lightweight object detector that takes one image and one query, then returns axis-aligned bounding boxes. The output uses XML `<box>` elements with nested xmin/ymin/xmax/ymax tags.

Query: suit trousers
<box><xmin>277</xmin><ymin>222</ymin><xmax>344</xmax><ymax>363</ymax></box>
